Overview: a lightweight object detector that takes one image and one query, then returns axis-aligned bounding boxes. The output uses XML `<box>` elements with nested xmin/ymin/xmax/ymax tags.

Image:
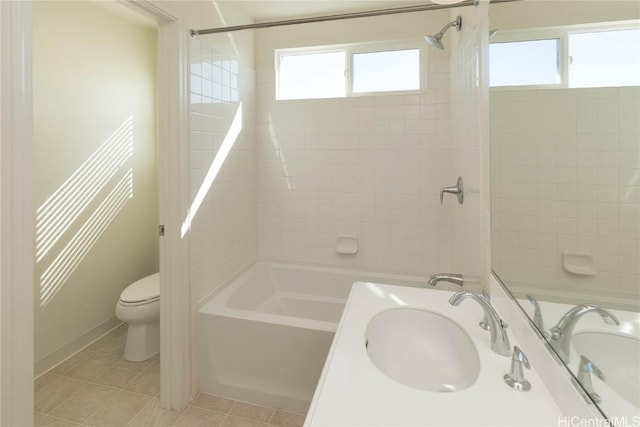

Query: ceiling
<box><xmin>220</xmin><ymin>1</ymin><xmax>434</xmax><ymax>21</ymax></box>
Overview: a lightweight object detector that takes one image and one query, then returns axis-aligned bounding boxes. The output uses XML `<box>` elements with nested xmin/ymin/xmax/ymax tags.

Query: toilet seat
<box><xmin>119</xmin><ymin>272</ymin><xmax>159</xmax><ymax>306</ymax></box>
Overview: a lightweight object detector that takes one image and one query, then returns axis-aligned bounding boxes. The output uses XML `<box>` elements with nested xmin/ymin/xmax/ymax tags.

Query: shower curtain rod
<box><xmin>191</xmin><ymin>0</ymin><xmax>519</xmax><ymax>36</ymax></box>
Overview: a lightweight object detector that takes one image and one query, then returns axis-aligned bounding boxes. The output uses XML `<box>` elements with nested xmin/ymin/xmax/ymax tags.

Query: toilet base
<box><xmin>124</xmin><ymin>322</ymin><xmax>159</xmax><ymax>362</ymax></box>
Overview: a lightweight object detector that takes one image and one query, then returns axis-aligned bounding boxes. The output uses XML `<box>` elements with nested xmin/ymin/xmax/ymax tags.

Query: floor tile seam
<box><xmin>35</xmin><ymin>411</ymin><xmax>84</xmax><ymax>426</ymax></box>
<box><xmin>186</xmin><ymin>400</ymin><xmax>231</xmax><ymax>417</ymax></box>
<box><xmin>225</xmin><ymin>410</ymin><xmax>273</xmax><ymax>425</ymax></box>
<box><xmin>46</xmin><ymin>377</ymin><xmax>159</xmax><ymax>423</ymax></box>
<box><xmin>38</xmin><ymin>377</ymin><xmax>94</xmax><ymax>416</ymax></box>
<box><xmin>80</xmin><ymin>387</ymin><xmax>152</xmax><ymax>427</ymax></box>
<box><xmin>76</xmin><ymin>372</ymin><xmax>158</xmax><ymax>397</ymax></box>
<box><xmin>228</xmin><ymin>397</ymin><xmax>276</xmax><ymax>416</ymax></box>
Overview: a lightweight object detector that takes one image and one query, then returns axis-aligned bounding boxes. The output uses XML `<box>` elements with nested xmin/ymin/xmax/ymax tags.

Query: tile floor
<box><xmin>35</xmin><ymin>325</ymin><xmax>306</xmax><ymax>427</ymax></box>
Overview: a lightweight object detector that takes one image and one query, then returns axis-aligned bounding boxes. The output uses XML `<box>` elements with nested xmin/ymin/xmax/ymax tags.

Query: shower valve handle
<box><xmin>440</xmin><ymin>177</ymin><xmax>464</xmax><ymax>205</ymax></box>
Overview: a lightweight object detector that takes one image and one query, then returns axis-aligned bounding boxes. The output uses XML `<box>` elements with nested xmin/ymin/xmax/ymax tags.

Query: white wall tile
<box><xmin>491</xmin><ymin>87</ymin><xmax>640</xmax><ymax>306</ymax></box>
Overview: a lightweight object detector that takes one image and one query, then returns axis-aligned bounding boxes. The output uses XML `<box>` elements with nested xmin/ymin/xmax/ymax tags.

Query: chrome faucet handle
<box><xmin>440</xmin><ymin>176</ymin><xmax>464</xmax><ymax>204</ymax></box>
<box><xmin>526</xmin><ymin>295</ymin><xmax>549</xmax><ymax>338</ymax></box>
<box><xmin>479</xmin><ymin>291</ymin><xmax>491</xmax><ymax>331</ymax></box>
<box><xmin>577</xmin><ymin>355</ymin><xmax>605</xmax><ymax>403</ymax></box>
<box><xmin>504</xmin><ymin>346</ymin><xmax>531</xmax><ymax>391</ymax></box>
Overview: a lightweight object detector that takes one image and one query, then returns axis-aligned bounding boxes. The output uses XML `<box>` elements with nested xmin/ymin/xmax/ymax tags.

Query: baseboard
<box><xmin>34</xmin><ymin>317</ymin><xmax>123</xmax><ymax>378</ymax></box>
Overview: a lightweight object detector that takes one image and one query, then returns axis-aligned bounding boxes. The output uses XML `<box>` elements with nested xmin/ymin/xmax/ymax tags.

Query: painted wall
<box><xmin>33</xmin><ymin>1</ymin><xmax>158</xmax><ymax>363</ymax></box>
<box><xmin>255</xmin><ymin>11</ymin><xmax>459</xmax><ymax>276</ymax></box>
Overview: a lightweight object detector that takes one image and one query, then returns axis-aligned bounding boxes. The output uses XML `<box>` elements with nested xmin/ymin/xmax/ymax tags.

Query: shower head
<box><xmin>424</xmin><ymin>15</ymin><xmax>462</xmax><ymax>50</ymax></box>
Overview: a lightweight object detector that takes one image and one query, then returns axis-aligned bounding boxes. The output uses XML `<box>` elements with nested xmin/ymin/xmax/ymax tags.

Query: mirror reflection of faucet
<box><xmin>577</xmin><ymin>355</ymin><xmax>605</xmax><ymax>404</ymax></box>
<box><xmin>549</xmin><ymin>304</ymin><xmax>620</xmax><ymax>362</ymax></box>
<box><xmin>526</xmin><ymin>295</ymin><xmax>549</xmax><ymax>339</ymax></box>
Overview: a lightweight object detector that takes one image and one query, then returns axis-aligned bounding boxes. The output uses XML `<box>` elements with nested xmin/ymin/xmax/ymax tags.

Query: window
<box><xmin>352</xmin><ymin>49</ymin><xmax>420</xmax><ymax>93</ymax></box>
<box><xmin>278</xmin><ymin>51</ymin><xmax>345</xmax><ymax>100</ymax></box>
<box><xmin>276</xmin><ymin>43</ymin><xmax>423</xmax><ymax>100</ymax></box>
<box><xmin>490</xmin><ymin>22</ymin><xmax>640</xmax><ymax>88</ymax></box>
<box><xmin>490</xmin><ymin>39</ymin><xmax>560</xmax><ymax>87</ymax></box>
<box><xmin>569</xmin><ymin>29</ymin><xmax>640</xmax><ymax>88</ymax></box>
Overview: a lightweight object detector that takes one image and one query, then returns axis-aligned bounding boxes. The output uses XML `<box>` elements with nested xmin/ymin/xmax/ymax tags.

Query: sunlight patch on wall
<box><xmin>40</xmin><ymin>169</ymin><xmax>134</xmax><ymax>307</ymax></box>
<box><xmin>268</xmin><ymin>114</ymin><xmax>295</xmax><ymax>191</ymax></box>
<box><xmin>36</xmin><ymin>116</ymin><xmax>133</xmax><ymax>262</ymax></box>
<box><xmin>181</xmin><ymin>103</ymin><xmax>243</xmax><ymax>238</ymax></box>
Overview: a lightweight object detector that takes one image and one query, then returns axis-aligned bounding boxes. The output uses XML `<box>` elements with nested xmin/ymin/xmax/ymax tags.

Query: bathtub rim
<box><xmin>197</xmin><ymin>261</ymin><xmax>429</xmax><ymax>333</ymax></box>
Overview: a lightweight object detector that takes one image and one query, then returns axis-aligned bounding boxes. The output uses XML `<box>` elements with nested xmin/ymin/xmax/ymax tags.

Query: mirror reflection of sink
<box><xmin>365</xmin><ymin>308</ymin><xmax>480</xmax><ymax>392</ymax></box>
<box><xmin>572</xmin><ymin>331</ymin><xmax>640</xmax><ymax>408</ymax></box>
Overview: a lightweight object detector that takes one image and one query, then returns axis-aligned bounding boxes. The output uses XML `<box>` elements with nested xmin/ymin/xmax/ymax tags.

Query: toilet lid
<box><xmin>120</xmin><ymin>272</ymin><xmax>160</xmax><ymax>304</ymax></box>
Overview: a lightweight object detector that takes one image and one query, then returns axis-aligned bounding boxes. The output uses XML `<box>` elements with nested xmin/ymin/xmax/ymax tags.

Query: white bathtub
<box><xmin>197</xmin><ymin>262</ymin><xmax>426</xmax><ymax>413</ymax></box>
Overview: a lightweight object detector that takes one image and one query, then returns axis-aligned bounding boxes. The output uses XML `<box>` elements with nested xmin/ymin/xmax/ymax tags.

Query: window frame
<box><xmin>275</xmin><ymin>40</ymin><xmax>426</xmax><ymax>100</ymax></box>
<box><xmin>489</xmin><ymin>20</ymin><xmax>640</xmax><ymax>90</ymax></box>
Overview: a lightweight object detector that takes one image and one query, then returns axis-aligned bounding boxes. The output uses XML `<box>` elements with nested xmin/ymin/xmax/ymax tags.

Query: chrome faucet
<box><xmin>549</xmin><ymin>304</ymin><xmax>620</xmax><ymax>362</ymax></box>
<box><xmin>577</xmin><ymin>355</ymin><xmax>605</xmax><ymax>404</ymax></box>
<box><xmin>526</xmin><ymin>295</ymin><xmax>549</xmax><ymax>338</ymax></box>
<box><xmin>427</xmin><ymin>273</ymin><xmax>464</xmax><ymax>288</ymax></box>
<box><xmin>449</xmin><ymin>291</ymin><xmax>511</xmax><ymax>357</ymax></box>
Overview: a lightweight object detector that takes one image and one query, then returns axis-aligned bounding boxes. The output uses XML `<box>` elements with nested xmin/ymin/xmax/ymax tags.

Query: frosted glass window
<box><xmin>277</xmin><ymin>51</ymin><xmax>346</xmax><ymax>100</ymax></box>
<box><xmin>569</xmin><ymin>29</ymin><xmax>640</xmax><ymax>88</ymax></box>
<box><xmin>352</xmin><ymin>49</ymin><xmax>420</xmax><ymax>93</ymax></box>
<box><xmin>490</xmin><ymin>39</ymin><xmax>560</xmax><ymax>87</ymax></box>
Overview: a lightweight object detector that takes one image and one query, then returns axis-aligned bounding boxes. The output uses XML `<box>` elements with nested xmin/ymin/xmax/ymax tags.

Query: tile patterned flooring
<box><xmin>35</xmin><ymin>325</ymin><xmax>306</xmax><ymax>427</ymax></box>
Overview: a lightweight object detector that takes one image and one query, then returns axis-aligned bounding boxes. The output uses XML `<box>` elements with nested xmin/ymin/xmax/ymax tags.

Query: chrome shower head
<box><xmin>424</xmin><ymin>15</ymin><xmax>462</xmax><ymax>50</ymax></box>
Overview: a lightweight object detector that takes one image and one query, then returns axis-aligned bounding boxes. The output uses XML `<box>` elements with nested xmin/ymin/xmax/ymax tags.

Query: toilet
<box><xmin>115</xmin><ymin>272</ymin><xmax>160</xmax><ymax>362</ymax></box>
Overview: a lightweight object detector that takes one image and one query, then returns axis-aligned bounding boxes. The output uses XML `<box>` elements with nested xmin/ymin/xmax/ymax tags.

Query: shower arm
<box><xmin>436</xmin><ymin>18</ymin><xmax>461</xmax><ymax>39</ymax></box>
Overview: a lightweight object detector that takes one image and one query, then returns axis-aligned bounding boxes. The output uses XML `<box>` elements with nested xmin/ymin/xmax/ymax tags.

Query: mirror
<box><xmin>489</xmin><ymin>0</ymin><xmax>640</xmax><ymax>420</ymax></box>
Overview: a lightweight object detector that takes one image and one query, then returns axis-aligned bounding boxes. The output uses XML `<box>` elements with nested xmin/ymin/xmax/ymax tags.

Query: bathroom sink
<box><xmin>365</xmin><ymin>308</ymin><xmax>480</xmax><ymax>392</ymax></box>
<box><xmin>572</xmin><ymin>331</ymin><xmax>640</xmax><ymax>407</ymax></box>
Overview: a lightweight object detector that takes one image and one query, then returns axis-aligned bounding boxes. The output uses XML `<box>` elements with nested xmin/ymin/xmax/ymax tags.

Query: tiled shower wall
<box><xmin>255</xmin><ymin>57</ymin><xmax>456</xmax><ymax>275</ymax></box>
<box><xmin>449</xmin><ymin>4</ymin><xmax>488</xmax><ymax>285</ymax></box>
<box><xmin>188</xmin><ymin>37</ymin><xmax>257</xmax><ymax>305</ymax></box>
<box><xmin>491</xmin><ymin>87</ymin><xmax>640</xmax><ymax>308</ymax></box>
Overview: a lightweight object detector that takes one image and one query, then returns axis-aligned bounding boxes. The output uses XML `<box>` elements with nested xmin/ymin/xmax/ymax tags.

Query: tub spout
<box><xmin>427</xmin><ymin>273</ymin><xmax>464</xmax><ymax>288</ymax></box>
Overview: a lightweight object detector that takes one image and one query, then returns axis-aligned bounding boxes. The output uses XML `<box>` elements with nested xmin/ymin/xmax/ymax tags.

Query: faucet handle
<box><xmin>440</xmin><ymin>176</ymin><xmax>464</xmax><ymax>204</ymax></box>
<box><xmin>526</xmin><ymin>295</ymin><xmax>549</xmax><ymax>339</ymax></box>
<box><xmin>504</xmin><ymin>346</ymin><xmax>531</xmax><ymax>391</ymax></box>
<box><xmin>577</xmin><ymin>355</ymin><xmax>605</xmax><ymax>403</ymax></box>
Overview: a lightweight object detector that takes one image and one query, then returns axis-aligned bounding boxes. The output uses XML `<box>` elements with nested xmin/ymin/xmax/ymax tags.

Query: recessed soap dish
<box><xmin>562</xmin><ymin>251</ymin><xmax>596</xmax><ymax>276</ymax></box>
<box><xmin>336</xmin><ymin>235</ymin><xmax>358</xmax><ymax>255</ymax></box>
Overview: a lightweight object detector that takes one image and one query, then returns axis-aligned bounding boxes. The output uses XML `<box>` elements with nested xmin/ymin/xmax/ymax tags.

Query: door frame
<box><xmin>0</xmin><ymin>1</ymin><xmax>192</xmax><ymax>423</ymax></box>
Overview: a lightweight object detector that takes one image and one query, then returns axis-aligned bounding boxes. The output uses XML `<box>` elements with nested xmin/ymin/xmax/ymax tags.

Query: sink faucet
<box><xmin>427</xmin><ymin>273</ymin><xmax>464</xmax><ymax>288</ymax></box>
<box><xmin>449</xmin><ymin>291</ymin><xmax>511</xmax><ymax>357</ymax></box>
<box><xmin>549</xmin><ymin>304</ymin><xmax>620</xmax><ymax>362</ymax></box>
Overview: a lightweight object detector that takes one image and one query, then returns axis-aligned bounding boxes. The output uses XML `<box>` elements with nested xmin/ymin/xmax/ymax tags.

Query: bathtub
<box><xmin>197</xmin><ymin>262</ymin><xmax>427</xmax><ymax>413</ymax></box>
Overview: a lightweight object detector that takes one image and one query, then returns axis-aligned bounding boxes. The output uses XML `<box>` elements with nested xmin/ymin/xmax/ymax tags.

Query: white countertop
<box><xmin>305</xmin><ymin>282</ymin><xmax>564</xmax><ymax>427</ymax></box>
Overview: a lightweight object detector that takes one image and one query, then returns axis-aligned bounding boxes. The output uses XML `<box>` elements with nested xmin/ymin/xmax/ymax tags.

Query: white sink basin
<box><xmin>365</xmin><ymin>308</ymin><xmax>480</xmax><ymax>392</ymax></box>
<box><xmin>572</xmin><ymin>331</ymin><xmax>640</xmax><ymax>408</ymax></box>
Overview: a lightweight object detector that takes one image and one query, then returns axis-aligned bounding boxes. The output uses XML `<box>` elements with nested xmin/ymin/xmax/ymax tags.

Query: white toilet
<box><xmin>115</xmin><ymin>272</ymin><xmax>160</xmax><ymax>362</ymax></box>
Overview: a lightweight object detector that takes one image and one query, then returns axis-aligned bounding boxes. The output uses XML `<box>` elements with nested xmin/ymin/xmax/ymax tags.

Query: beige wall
<box><xmin>490</xmin><ymin>0</ymin><xmax>639</xmax><ymax>31</ymax></box>
<box><xmin>33</xmin><ymin>1</ymin><xmax>158</xmax><ymax>363</ymax></box>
